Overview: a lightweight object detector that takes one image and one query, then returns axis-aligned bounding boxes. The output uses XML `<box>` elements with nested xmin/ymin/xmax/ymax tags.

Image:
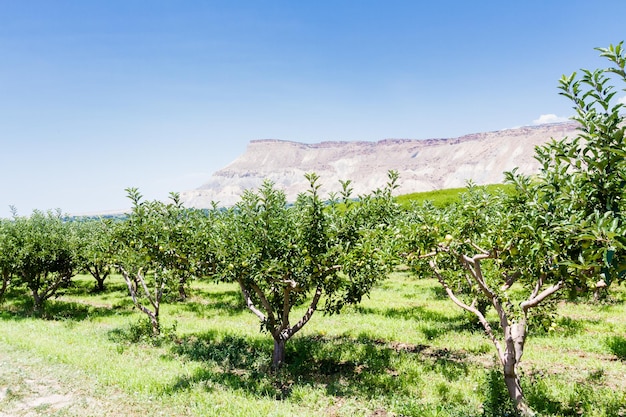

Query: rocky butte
<box><xmin>180</xmin><ymin>122</ymin><xmax>579</xmax><ymax>208</ymax></box>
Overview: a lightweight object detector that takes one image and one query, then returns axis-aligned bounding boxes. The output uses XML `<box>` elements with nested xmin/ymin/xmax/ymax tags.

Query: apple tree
<box><xmin>113</xmin><ymin>189</ymin><xmax>207</xmax><ymax>335</ymax></box>
<box><xmin>399</xmin><ymin>43</ymin><xmax>626</xmax><ymax>416</ymax></box>
<box><xmin>0</xmin><ymin>218</ymin><xmax>14</xmax><ymax>301</ymax></box>
<box><xmin>5</xmin><ymin>210</ymin><xmax>80</xmax><ymax>314</ymax></box>
<box><xmin>75</xmin><ymin>219</ymin><xmax>115</xmax><ymax>292</ymax></box>
<box><xmin>400</xmin><ymin>184</ymin><xmax>569</xmax><ymax>415</ymax></box>
<box><xmin>541</xmin><ymin>42</ymin><xmax>626</xmax><ymax>290</ymax></box>
<box><xmin>213</xmin><ymin>172</ymin><xmax>399</xmax><ymax>369</ymax></box>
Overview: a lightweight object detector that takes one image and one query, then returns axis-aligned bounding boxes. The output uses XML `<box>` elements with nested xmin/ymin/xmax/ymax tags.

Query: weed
<box><xmin>109</xmin><ymin>317</ymin><xmax>178</xmax><ymax>347</ymax></box>
<box><xmin>606</xmin><ymin>335</ymin><xmax>626</xmax><ymax>360</ymax></box>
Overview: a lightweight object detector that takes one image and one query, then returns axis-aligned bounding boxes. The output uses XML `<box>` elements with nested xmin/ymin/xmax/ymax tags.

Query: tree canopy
<box><xmin>399</xmin><ymin>42</ymin><xmax>626</xmax><ymax>415</ymax></box>
<box><xmin>213</xmin><ymin>172</ymin><xmax>400</xmax><ymax>368</ymax></box>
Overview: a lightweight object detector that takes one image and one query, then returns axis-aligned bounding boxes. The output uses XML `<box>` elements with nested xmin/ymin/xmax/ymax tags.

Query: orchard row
<box><xmin>2</xmin><ymin>43</ymin><xmax>626</xmax><ymax>416</ymax></box>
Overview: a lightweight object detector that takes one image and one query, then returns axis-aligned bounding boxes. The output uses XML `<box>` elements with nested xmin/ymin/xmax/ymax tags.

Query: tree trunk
<box><xmin>0</xmin><ymin>271</ymin><xmax>8</xmax><ymax>301</ymax></box>
<box><xmin>272</xmin><ymin>337</ymin><xmax>286</xmax><ymax>370</ymax></box>
<box><xmin>503</xmin><ymin>361</ymin><xmax>533</xmax><ymax>416</ymax></box>
<box><xmin>118</xmin><ymin>266</ymin><xmax>161</xmax><ymax>336</ymax></box>
<box><xmin>178</xmin><ymin>276</ymin><xmax>187</xmax><ymax>300</ymax></box>
<box><xmin>31</xmin><ymin>288</ymin><xmax>44</xmax><ymax>315</ymax></box>
<box><xmin>503</xmin><ymin>321</ymin><xmax>534</xmax><ymax>416</ymax></box>
<box><xmin>149</xmin><ymin>313</ymin><xmax>160</xmax><ymax>336</ymax></box>
<box><xmin>88</xmin><ymin>266</ymin><xmax>108</xmax><ymax>292</ymax></box>
<box><xmin>94</xmin><ymin>275</ymin><xmax>106</xmax><ymax>292</ymax></box>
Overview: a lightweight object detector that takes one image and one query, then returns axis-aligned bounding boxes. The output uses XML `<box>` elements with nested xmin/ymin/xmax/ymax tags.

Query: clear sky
<box><xmin>2</xmin><ymin>1</ymin><xmax>626</xmax><ymax>217</ymax></box>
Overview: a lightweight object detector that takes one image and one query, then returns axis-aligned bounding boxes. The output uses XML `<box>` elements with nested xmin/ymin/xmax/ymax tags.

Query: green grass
<box><xmin>395</xmin><ymin>183</ymin><xmax>515</xmax><ymax>208</ymax></box>
<box><xmin>1</xmin><ymin>272</ymin><xmax>626</xmax><ymax>416</ymax></box>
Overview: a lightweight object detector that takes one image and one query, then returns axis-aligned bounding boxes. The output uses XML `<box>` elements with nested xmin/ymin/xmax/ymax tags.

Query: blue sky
<box><xmin>2</xmin><ymin>1</ymin><xmax>626</xmax><ymax>217</ymax></box>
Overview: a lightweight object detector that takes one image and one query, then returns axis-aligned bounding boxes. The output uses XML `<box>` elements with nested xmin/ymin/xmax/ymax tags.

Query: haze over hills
<box><xmin>180</xmin><ymin>122</ymin><xmax>579</xmax><ymax>208</ymax></box>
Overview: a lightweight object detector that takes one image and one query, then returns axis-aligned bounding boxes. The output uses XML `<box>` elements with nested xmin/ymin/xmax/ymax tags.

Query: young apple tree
<box><xmin>540</xmin><ymin>42</ymin><xmax>626</xmax><ymax>289</ymax></box>
<box><xmin>6</xmin><ymin>210</ymin><xmax>79</xmax><ymax>314</ymax></box>
<box><xmin>399</xmin><ymin>43</ymin><xmax>626</xmax><ymax>416</ymax></box>
<box><xmin>0</xmin><ymin>218</ymin><xmax>14</xmax><ymax>301</ymax></box>
<box><xmin>401</xmin><ymin>184</ymin><xmax>568</xmax><ymax>416</ymax></box>
<box><xmin>75</xmin><ymin>219</ymin><xmax>115</xmax><ymax>292</ymax></box>
<box><xmin>113</xmin><ymin>188</ymin><xmax>207</xmax><ymax>335</ymax></box>
<box><xmin>213</xmin><ymin>172</ymin><xmax>399</xmax><ymax>370</ymax></box>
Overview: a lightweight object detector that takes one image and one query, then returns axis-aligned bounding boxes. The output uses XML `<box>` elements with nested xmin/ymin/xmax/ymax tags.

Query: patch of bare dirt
<box><xmin>0</xmin><ymin>343</ymin><xmax>165</xmax><ymax>417</ymax></box>
<box><xmin>0</xmin><ymin>354</ymin><xmax>101</xmax><ymax>417</ymax></box>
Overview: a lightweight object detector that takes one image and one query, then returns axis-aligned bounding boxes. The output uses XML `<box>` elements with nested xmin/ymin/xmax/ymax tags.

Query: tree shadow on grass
<box><xmin>0</xmin><ymin>288</ymin><xmax>132</xmax><ymax>321</ymax></box>
<box><xmin>481</xmin><ymin>368</ymin><xmax>519</xmax><ymax>417</ymax></box>
<box><xmin>166</xmin><ymin>331</ymin><xmax>475</xmax><ymax>401</ymax></box>
<box><xmin>482</xmin><ymin>367</ymin><xmax>589</xmax><ymax>417</ymax></box>
<box><xmin>165</xmin><ymin>331</ymin><xmax>285</xmax><ymax>397</ymax></box>
<box><xmin>557</xmin><ymin>316</ymin><xmax>599</xmax><ymax>336</ymax></box>
<box><xmin>44</xmin><ymin>299</ymin><xmax>133</xmax><ymax>321</ymax></box>
<box><xmin>354</xmin><ymin>304</ymin><xmax>485</xmax><ymax>339</ymax></box>
<box><xmin>56</xmin><ymin>277</ymin><xmax>126</xmax><ymax>297</ymax></box>
<box><xmin>523</xmin><ymin>373</ymin><xmax>623</xmax><ymax>417</ymax></box>
<box><xmin>170</xmin><ymin>330</ymin><xmax>268</xmax><ymax>368</ymax></box>
<box><xmin>12</xmin><ymin>300</ymin><xmax>132</xmax><ymax>321</ymax></box>
<box><xmin>173</xmin><ymin>290</ymin><xmax>245</xmax><ymax>318</ymax></box>
<box><xmin>0</xmin><ymin>287</ymin><xmax>31</xmax><ymax>319</ymax></box>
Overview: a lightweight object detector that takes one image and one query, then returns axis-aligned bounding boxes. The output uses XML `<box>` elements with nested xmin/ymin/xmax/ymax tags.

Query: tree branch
<box><xmin>250</xmin><ymin>282</ymin><xmax>277</xmax><ymax>329</ymax></box>
<box><xmin>41</xmin><ymin>272</ymin><xmax>68</xmax><ymax>301</ymax></box>
<box><xmin>529</xmin><ymin>273</ymin><xmax>545</xmax><ymax>301</ymax></box>
<box><xmin>137</xmin><ymin>269</ymin><xmax>158</xmax><ymax>311</ymax></box>
<box><xmin>447</xmin><ymin>252</ymin><xmax>512</xmax><ymax>358</ymax></box>
<box><xmin>418</xmin><ymin>251</ymin><xmax>439</xmax><ymax>259</ymax></box>
<box><xmin>467</xmin><ymin>240</ymin><xmax>490</xmax><ymax>256</ymax></box>
<box><xmin>117</xmin><ymin>265</ymin><xmax>155</xmax><ymax>319</ymax></box>
<box><xmin>288</xmin><ymin>285</ymin><xmax>323</xmax><ymax>338</ymax></box>
<box><xmin>521</xmin><ymin>280</ymin><xmax>564</xmax><ymax>312</ymax></box>
<box><xmin>461</xmin><ymin>253</ymin><xmax>497</xmax><ymax>300</ymax></box>
<box><xmin>429</xmin><ymin>260</ymin><xmax>505</xmax><ymax>364</ymax></box>
<box><xmin>501</xmin><ymin>272</ymin><xmax>520</xmax><ymax>291</ymax></box>
<box><xmin>0</xmin><ymin>270</ymin><xmax>7</xmax><ymax>300</ymax></box>
<box><xmin>281</xmin><ymin>285</ymin><xmax>292</xmax><ymax>332</ymax></box>
<box><xmin>237</xmin><ymin>277</ymin><xmax>267</xmax><ymax>322</ymax></box>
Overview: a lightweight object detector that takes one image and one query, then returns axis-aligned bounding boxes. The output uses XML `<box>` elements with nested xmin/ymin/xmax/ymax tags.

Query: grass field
<box><xmin>394</xmin><ymin>184</ymin><xmax>514</xmax><ymax>208</ymax></box>
<box><xmin>1</xmin><ymin>272</ymin><xmax>626</xmax><ymax>416</ymax></box>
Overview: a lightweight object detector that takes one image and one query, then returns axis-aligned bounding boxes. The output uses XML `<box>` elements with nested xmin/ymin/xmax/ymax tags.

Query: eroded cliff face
<box><xmin>180</xmin><ymin>122</ymin><xmax>579</xmax><ymax>207</ymax></box>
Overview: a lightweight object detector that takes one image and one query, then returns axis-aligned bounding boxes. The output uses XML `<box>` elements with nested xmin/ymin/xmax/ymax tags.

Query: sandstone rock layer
<box><xmin>181</xmin><ymin>122</ymin><xmax>579</xmax><ymax>207</ymax></box>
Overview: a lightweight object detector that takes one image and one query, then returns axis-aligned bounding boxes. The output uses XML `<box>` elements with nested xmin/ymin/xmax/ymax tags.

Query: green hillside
<box><xmin>395</xmin><ymin>183</ymin><xmax>515</xmax><ymax>208</ymax></box>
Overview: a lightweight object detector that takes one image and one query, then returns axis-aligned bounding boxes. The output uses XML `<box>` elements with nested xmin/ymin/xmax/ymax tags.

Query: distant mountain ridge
<box><xmin>180</xmin><ymin>122</ymin><xmax>580</xmax><ymax>208</ymax></box>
